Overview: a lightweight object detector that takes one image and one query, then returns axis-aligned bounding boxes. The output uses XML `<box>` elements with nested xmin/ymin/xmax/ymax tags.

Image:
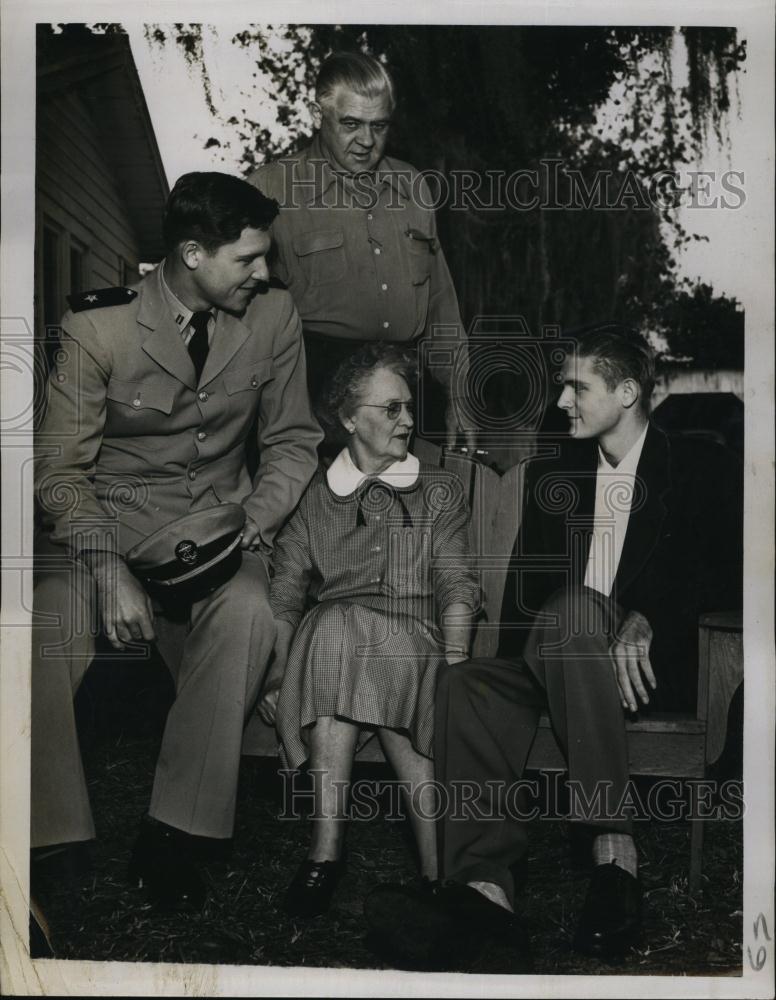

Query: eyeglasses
<box><xmin>356</xmin><ymin>400</ymin><xmax>415</xmax><ymax>421</ymax></box>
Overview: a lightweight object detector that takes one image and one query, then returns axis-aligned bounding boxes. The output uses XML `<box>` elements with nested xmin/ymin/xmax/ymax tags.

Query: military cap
<box><xmin>125</xmin><ymin>503</ymin><xmax>246</xmax><ymax>602</ymax></box>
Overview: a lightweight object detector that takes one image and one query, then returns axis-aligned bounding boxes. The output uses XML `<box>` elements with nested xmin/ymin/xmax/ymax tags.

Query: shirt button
<box><xmin>370</xmin><ymin>576</ymin><xmax>381</xmax><ymax>584</ymax></box>
<box><xmin>367</xmin><ymin>213</ymin><xmax>374</xmax><ymax>220</ymax></box>
<box><xmin>383</xmin><ymin>321</ymin><xmax>390</xmax><ymax>329</ymax></box>
<box><xmin>374</xmin><ymin>247</ymin><xmax>381</xmax><ymax>255</ymax></box>
<box><xmin>188</xmin><ymin>470</ymin><xmax>197</xmax><ymax>481</ymax></box>
<box><xmin>381</xmin><ymin>283</ymin><xmax>388</xmax><ymax>291</ymax></box>
<box><xmin>56</xmin><ymin>373</ymin><xmax>66</xmax><ymax>383</ymax></box>
<box><xmin>132</xmin><ymin>397</ymin><xmax>141</xmax><ymax>408</ymax></box>
<box><xmin>371</xmin><ymin>545</ymin><xmax>382</xmax><ymax>553</ymax></box>
<box><xmin>197</xmin><ymin>430</ymin><xmax>207</xmax><ymax>441</ymax></box>
<box><xmin>198</xmin><ymin>390</ymin><xmax>209</xmax><ymax>402</ymax></box>
<box><xmin>250</xmin><ymin>376</ymin><xmax>259</xmax><ymax>388</ymax></box>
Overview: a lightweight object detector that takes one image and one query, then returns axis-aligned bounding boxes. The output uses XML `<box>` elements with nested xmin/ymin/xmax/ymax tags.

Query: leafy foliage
<box><xmin>659</xmin><ymin>283</ymin><xmax>744</xmax><ymax>368</ymax></box>
<box><xmin>143</xmin><ymin>23</ymin><xmax>745</xmax><ymax>368</ymax></box>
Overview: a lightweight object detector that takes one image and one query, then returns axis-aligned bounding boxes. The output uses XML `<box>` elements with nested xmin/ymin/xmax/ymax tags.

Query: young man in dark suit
<box><xmin>366</xmin><ymin>323</ymin><xmax>742</xmax><ymax>968</ymax></box>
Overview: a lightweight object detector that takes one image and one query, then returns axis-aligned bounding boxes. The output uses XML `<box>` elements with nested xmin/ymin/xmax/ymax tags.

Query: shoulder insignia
<box><xmin>67</xmin><ymin>287</ymin><xmax>138</xmax><ymax>312</ymax></box>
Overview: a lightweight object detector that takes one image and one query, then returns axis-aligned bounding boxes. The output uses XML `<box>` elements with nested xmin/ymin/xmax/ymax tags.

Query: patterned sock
<box><xmin>592</xmin><ymin>833</ymin><xmax>638</xmax><ymax>876</ymax></box>
<box><xmin>466</xmin><ymin>880</ymin><xmax>514</xmax><ymax>912</ymax></box>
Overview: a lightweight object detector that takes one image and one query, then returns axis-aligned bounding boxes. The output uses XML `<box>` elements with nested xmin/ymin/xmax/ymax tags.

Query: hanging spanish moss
<box><xmin>682</xmin><ymin>27</ymin><xmax>745</xmax><ymax>149</ymax></box>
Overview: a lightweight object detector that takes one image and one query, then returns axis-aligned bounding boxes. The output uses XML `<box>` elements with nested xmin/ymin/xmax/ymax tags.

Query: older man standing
<box><xmin>249</xmin><ymin>51</ymin><xmax>473</xmax><ymax>447</ymax></box>
<box><xmin>32</xmin><ymin>172</ymin><xmax>322</xmax><ymax>912</ymax></box>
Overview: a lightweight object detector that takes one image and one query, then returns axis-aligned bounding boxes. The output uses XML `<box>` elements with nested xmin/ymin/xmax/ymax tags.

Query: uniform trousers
<box><xmin>30</xmin><ymin>538</ymin><xmax>275</xmax><ymax>848</ymax></box>
<box><xmin>435</xmin><ymin>585</ymin><xmax>633</xmax><ymax>908</ymax></box>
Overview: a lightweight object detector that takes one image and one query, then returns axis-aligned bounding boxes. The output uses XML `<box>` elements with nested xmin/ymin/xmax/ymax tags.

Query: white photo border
<box><xmin>1</xmin><ymin>1</ymin><xmax>773</xmax><ymax>995</ymax></box>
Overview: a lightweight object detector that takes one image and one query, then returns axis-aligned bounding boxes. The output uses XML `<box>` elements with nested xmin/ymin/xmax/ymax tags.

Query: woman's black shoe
<box><xmin>283</xmin><ymin>858</ymin><xmax>345</xmax><ymax>917</ymax></box>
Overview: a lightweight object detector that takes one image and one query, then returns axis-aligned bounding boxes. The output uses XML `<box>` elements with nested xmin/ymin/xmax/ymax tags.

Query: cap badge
<box><xmin>175</xmin><ymin>539</ymin><xmax>199</xmax><ymax>566</ymax></box>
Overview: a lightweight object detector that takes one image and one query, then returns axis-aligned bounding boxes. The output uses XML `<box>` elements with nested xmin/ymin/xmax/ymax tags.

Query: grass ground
<box><xmin>35</xmin><ymin>724</ymin><xmax>743</xmax><ymax>978</ymax></box>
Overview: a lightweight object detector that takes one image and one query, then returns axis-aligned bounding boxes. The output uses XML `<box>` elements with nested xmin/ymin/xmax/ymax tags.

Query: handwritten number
<box><xmin>747</xmin><ymin>914</ymin><xmax>771</xmax><ymax>971</ymax></box>
<box><xmin>747</xmin><ymin>946</ymin><xmax>767</xmax><ymax>971</ymax></box>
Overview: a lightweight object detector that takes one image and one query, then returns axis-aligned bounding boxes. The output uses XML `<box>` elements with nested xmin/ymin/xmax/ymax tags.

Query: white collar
<box><xmin>326</xmin><ymin>448</ymin><xmax>420</xmax><ymax>497</ymax></box>
<box><xmin>598</xmin><ymin>422</ymin><xmax>649</xmax><ymax>474</ymax></box>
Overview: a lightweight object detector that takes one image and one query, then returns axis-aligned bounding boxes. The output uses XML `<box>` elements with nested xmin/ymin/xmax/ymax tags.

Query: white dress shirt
<box><xmin>584</xmin><ymin>424</ymin><xmax>649</xmax><ymax>596</ymax></box>
<box><xmin>160</xmin><ymin>261</ymin><xmax>214</xmax><ymax>346</ymax></box>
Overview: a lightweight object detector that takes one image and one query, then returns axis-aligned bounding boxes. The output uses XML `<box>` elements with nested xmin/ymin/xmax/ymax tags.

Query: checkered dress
<box><xmin>271</xmin><ymin>462</ymin><xmax>480</xmax><ymax>768</ymax></box>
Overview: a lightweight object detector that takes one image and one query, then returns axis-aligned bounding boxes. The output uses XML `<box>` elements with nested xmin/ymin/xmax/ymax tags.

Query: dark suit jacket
<box><xmin>498</xmin><ymin>423</ymin><xmax>743</xmax><ymax>710</ymax></box>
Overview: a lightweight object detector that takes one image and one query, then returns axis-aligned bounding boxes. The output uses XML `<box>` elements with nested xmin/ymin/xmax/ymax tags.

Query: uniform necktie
<box><xmin>188</xmin><ymin>311</ymin><xmax>210</xmax><ymax>383</ymax></box>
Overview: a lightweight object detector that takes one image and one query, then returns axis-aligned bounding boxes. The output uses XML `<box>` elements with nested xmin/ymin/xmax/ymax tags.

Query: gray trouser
<box><xmin>435</xmin><ymin>585</ymin><xmax>631</xmax><ymax>907</ymax></box>
<box><xmin>31</xmin><ymin>540</ymin><xmax>275</xmax><ymax>847</ymax></box>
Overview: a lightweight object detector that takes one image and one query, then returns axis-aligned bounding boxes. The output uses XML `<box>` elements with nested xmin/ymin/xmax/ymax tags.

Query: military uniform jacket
<box><xmin>249</xmin><ymin>136</ymin><xmax>467</xmax><ymax>388</ymax></box>
<box><xmin>36</xmin><ymin>264</ymin><xmax>323</xmax><ymax>557</ymax></box>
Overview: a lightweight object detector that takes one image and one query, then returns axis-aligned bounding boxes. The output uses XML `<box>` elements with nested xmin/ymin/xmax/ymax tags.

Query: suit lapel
<box><xmin>613</xmin><ymin>423</ymin><xmax>670</xmax><ymax>594</ymax></box>
<box><xmin>137</xmin><ymin>265</ymin><xmax>197</xmax><ymax>390</ymax></box>
<box><xmin>568</xmin><ymin>440</ymin><xmax>598</xmax><ymax>582</ymax></box>
<box><xmin>199</xmin><ymin>310</ymin><xmax>252</xmax><ymax>387</ymax></box>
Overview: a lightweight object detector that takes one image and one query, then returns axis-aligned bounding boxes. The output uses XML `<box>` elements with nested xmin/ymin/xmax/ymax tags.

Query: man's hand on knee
<box><xmin>609</xmin><ymin>610</ymin><xmax>656</xmax><ymax>712</ymax></box>
<box><xmin>84</xmin><ymin>551</ymin><xmax>156</xmax><ymax>649</ymax></box>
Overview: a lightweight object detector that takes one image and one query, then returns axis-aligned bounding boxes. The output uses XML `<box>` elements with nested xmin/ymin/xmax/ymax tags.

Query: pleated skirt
<box><xmin>275</xmin><ymin>599</ymin><xmax>445</xmax><ymax>769</ymax></box>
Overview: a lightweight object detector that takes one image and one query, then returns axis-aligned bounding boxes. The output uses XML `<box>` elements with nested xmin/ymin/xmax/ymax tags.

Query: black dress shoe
<box><xmin>283</xmin><ymin>858</ymin><xmax>345</xmax><ymax>918</ymax></box>
<box><xmin>31</xmin><ymin>840</ymin><xmax>93</xmax><ymax>895</ymax></box>
<box><xmin>573</xmin><ymin>861</ymin><xmax>643</xmax><ymax>958</ymax></box>
<box><xmin>364</xmin><ymin>880</ymin><xmax>531</xmax><ymax>972</ymax></box>
<box><xmin>509</xmin><ymin>853</ymin><xmax>530</xmax><ymax>891</ymax></box>
<box><xmin>568</xmin><ymin>824</ymin><xmax>596</xmax><ymax>870</ymax></box>
<box><xmin>29</xmin><ymin>896</ymin><xmax>55</xmax><ymax>958</ymax></box>
<box><xmin>127</xmin><ymin>816</ymin><xmax>206</xmax><ymax>910</ymax></box>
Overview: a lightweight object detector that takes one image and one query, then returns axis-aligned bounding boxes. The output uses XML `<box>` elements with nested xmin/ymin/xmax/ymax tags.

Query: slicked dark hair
<box><xmin>571</xmin><ymin>322</ymin><xmax>656</xmax><ymax>413</ymax></box>
<box><xmin>163</xmin><ymin>172</ymin><xmax>278</xmax><ymax>254</ymax></box>
<box><xmin>320</xmin><ymin>341</ymin><xmax>417</xmax><ymax>443</ymax></box>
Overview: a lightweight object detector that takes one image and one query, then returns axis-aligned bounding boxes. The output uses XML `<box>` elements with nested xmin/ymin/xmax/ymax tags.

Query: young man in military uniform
<box><xmin>32</xmin><ymin>171</ymin><xmax>322</xmax><ymax>909</ymax></box>
<box><xmin>249</xmin><ymin>51</ymin><xmax>475</xmax><ymax>449</ymax></box>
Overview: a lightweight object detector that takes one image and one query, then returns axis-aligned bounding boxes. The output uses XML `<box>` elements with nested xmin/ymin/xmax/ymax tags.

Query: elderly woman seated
<box><xmin>258</xmin><ymin>342</ymin><xmax>479</xmax><ymax>917</ymax></box>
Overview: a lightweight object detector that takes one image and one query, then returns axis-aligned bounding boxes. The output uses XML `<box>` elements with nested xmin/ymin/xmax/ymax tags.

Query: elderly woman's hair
<box><xmin>315</xmin><ymin>51</ymin><xmax>396</xmax><ymax>112</ymax></box>
<box><xmin>319</xmin><ymin>341</ymin><xmax>417</xmax><ymax>442</ymax></box>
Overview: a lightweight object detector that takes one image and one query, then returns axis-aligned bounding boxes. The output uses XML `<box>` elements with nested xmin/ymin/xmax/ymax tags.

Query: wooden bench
<box><xmin>242</xmin><ymin>441</ymin><xmax>743</xmax><ymax>894</ymax></box>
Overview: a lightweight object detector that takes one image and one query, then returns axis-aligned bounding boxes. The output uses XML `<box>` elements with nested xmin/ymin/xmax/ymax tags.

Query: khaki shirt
<box><xmin>249</xmin><ymin>137</ymin><xmax>467</xmax><ymax>389</ymax></box>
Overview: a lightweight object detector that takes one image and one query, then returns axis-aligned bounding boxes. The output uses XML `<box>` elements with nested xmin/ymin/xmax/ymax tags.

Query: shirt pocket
<box><xmin>405</xmin><ymin>228</ymin><xmax>434</xmax><ymax>285</ymax></box>
<box><xmin>106</xmin><ymin>377</ymin><xmax>175</xmax><ymax>414</ymax></box>
<box><xmin>292</xmin><ymin>229</ymin><xmax>347</xmax><ymax>286</ymax></box>
<box><xmin>224</xmin><ymin>360</ymin><xmax>273</xmax><ymax>395</ymax></box>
